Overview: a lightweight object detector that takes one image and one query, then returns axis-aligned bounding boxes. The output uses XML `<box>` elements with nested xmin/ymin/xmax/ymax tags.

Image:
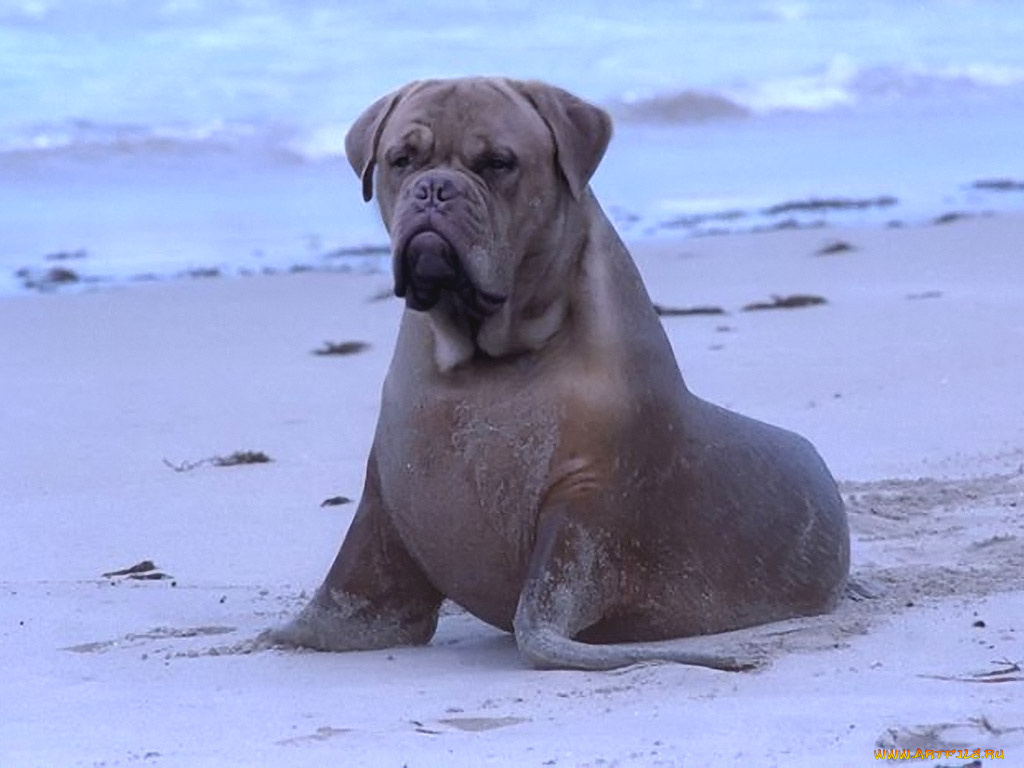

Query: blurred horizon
<box><xmin>2</xmin><ymin>0</ymin><xmax>1023</xmax><ymax>292</ymax></box>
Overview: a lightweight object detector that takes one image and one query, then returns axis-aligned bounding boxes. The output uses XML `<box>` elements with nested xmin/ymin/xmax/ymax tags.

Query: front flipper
<box><xmin>513</xmin><ymin>511</ymin><xmax>762</xmax><ymax>672</ymax></box>
<box><xmin>263</xmin><ymin>456</ymin><xmax>443</xmax><ymax>652</ymax></box>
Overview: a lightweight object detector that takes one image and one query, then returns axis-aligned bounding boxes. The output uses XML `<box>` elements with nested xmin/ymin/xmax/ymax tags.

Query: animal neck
<box><xmin>473</xmin><ymin>191</ymin><xmax>592</xmax><ymax>361</ymax></box>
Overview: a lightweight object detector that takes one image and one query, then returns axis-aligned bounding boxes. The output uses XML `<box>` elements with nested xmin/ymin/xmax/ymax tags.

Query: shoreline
<box><xmin>5</xmin><ymin>191</ymin><xmax>1022</xmax><ymax>296</ymax></box>
<box><xmin>4</xmin><ymin>209</ymin><xmax>1024</xmax><ymax>481</ymax></box>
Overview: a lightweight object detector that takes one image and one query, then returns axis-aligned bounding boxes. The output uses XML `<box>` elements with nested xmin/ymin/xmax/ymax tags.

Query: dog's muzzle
<box><xmin>395</xmin><ymin>231</ymin><xmax>506</xmax><ymax>316</ymax></box>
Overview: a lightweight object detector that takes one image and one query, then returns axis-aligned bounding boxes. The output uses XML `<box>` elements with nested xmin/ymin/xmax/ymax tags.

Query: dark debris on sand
<box><xmin>932</xmin><ymin>212</ymin><xmax>976</xmax><ymax>225</ymax></box>
<box><xmin>212</xmin><ymin>451</ymin><xmax>272</xmax><ymax>467</ymax></box>
<box><xmin>322</xmin><ymin>244</ymin><xmax>390</xmax><ymax>259</ymax></box>
<box><xmin>653</xmin><ymin>303</ymin><xmax>727</xmax><ymax>317</ymax></box>
<box><xmin>321</xmin><ymin>495</ymin><xmax>353</xmax><ymax>507</ymax></box>
<box><xmin>906</xmin><ymin>290</ymin><xmax>943</xmax><ymax>301</ymax></box>
<box><xmin>743</xmin><ymin>294</ymin><xmax>827</xmax><ymax>311</ymax></box>
<box><xmin>16</xmin><ymin>266</ymin><xmax>82</xmax><ymax>291</ymax></box>
<box><xmin>816</xmin><ymin>240</ymin><xmax>857</xmax><ymax>256</ymax></box>
<box><xmin>659</xmin><ymin>209</ymin><xmax>748</xmax><ymax>230</ymax></box>
<box><xmin>970</xmin><ymin>177</ymin><xmax>1024</xmax><ymax>192</ymax></box>
<box><xmin>44</xmin><ymin>249</ymin><xmax>88</xmax><ymax>261</ymax></box>
<box><xmin>762</xmin><ymin>195</ymin><xmax>897</xmax><ymax>216</ymax></box>
<box><xmin>102</xmin><ymin>560</ymin><xmax>172</xmax><ymax>580</ymax></box>
<box><xmin>313</xmin><ymin>340</ymin><xmax>371</xmax><ymax>356</ymax></box>
<box><xmin>163</xmin><ymin>450</ymin><xmax>272</xmax><ymax>473</ymax></box>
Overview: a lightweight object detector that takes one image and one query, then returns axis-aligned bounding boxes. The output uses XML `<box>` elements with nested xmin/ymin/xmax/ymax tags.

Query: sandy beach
<box><xmin>2</xmin><ymin>213</ymin><xmax>1023</xmax><ymax>767</ymax></box>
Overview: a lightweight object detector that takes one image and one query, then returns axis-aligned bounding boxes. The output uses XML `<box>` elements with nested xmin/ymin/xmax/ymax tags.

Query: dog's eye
<box><xmin>390</xmin><ymin>155</ymin><xmax>411</xmax><ymax>170</ymax></box>
<box><xmin>479</xmin><ymin>154</ymin><xmax>516</xmax><ymax>174</ymax></box>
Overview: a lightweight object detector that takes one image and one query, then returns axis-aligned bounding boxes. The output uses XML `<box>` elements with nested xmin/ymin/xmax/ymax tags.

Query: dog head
<box><xmin>345</xmin><ymin>77</ymin><xmax>612</xmax><ymax>369</ymax></box>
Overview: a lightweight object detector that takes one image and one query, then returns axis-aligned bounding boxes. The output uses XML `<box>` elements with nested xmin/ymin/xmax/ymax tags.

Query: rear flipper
<box><xmin>514</xmin><ymin>511</ymin><xmax>792</xmax><ymax>672</ymax></box>
<box><xmin>515</xmin><ymin>624</ymin><xmax>764</xmax><ymax>672</ymax></box>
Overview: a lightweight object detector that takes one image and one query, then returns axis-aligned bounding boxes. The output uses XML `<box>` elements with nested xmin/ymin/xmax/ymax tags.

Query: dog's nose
<box><xmin>413</xmin><ymin>174</ymin><xmax>457</xmax><ymax>205</ymax></box>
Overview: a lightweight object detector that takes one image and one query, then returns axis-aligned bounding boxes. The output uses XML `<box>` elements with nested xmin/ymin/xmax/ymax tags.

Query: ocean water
<box><xmin>2</xmin><ymin>0</ymin><xmax>1023</xmax><ymax>293</ymax></box>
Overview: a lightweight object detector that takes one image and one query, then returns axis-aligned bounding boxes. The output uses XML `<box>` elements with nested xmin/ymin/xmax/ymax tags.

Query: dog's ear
<box><xmin>511</xmin><ymin>80</ymin><xmax>612</xmax><ymax>200</ymax></box>
<box><xmin>345</xmin><ymin>83</ymin><xmax>417</xmax><ymax>202</ymax></box>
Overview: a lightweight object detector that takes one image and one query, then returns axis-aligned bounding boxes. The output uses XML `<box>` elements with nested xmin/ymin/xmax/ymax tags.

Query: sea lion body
<box><xmin>268</xmin><ymin>78</ymin><xmax>849</xmax><ymax>670</ymax></box>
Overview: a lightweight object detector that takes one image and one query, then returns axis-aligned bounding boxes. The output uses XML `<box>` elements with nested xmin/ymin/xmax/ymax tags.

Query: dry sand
<box><xmin>2</xmin><ymin>213</ymin><xmax>1022</xmax><ymax>767</ymax></box>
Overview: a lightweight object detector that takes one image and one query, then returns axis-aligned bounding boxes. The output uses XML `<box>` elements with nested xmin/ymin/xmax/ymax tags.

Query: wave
<box><xmin>614</xmin><ymin>58</ymin><xmax>1024</xmax><ymax>124</ymax></box>
<box><xmin>739</xmin><ymin>57</ymin><xmax>1024</xmax><ymax>112</ymax></box>
<box><xmin>0</xmin><ymin>119</ymin><xmax>346</xmax><ymax>164</ymax></box>
<box><xmin>4</xmin><ymin>58</ymin><xmax>1024</xmax><ymax>162</ymax></box>
<box><xmin>610</xmin><ymin>91</ymin><xmax>750</xmax><ymax>124</ymax></box>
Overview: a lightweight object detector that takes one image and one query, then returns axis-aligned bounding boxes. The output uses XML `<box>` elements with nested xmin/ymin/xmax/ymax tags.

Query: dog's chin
<box><xmin>404</xmin><ymin>285</ymin><xmax>515</xmax><ymax>372</ymax></box>
<box><xmin>420</xmin><ymin>294</ymin><xmax>489</xmax><ymax>371</ymax></box>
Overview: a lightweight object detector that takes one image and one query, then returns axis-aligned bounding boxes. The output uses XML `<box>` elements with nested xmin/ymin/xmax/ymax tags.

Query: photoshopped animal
<box><xmin>266</xmin><ymin>77</ymin><xmax>850</xmax><ymax>670</ymax></box>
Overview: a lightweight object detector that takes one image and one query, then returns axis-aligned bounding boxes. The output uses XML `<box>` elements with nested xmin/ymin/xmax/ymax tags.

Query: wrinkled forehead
<box><xmin>380</xmin><ymin>79</ymin><xmax>553</xmax><ymax>159</ymax></box>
